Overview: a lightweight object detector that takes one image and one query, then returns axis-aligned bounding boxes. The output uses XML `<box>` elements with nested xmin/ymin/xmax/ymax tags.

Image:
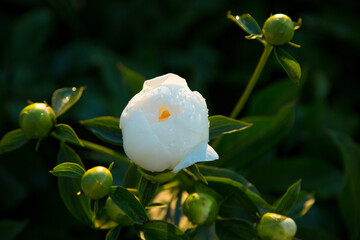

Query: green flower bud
<box><xmin>81</xmin><ymin>166</ymin><xmax>113</xmax><ymax>200</ymax></box>
<box><xmin>105</xmin><ymin>197</ymin><xmax>134</xmax><ymax>226</ymax></box>
<box><xmin>263</xmin><ymin>14</ymin><xmax>295</xmax><ymax>46</ymax></box>
<box><xmin>183</xmin><ymin>192</ymin><xmax>219</xmax><ymax>226</ymax></box>
<box><xmin>19</xmin><ymin>103</ymin><xmax>56</xmax><ymax>139</ymax></box>
<box><xmin>257</xmin><ymin>212</ymin><xmax>297</xmax><ymax>240</ymax></box>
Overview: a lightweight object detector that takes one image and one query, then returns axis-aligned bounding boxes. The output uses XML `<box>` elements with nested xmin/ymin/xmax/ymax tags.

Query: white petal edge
<box><xmin>143</xmin><ymin>73</ymin><xmax>188</xmax><ymax>90</ymax></box>
<box><xmin>172</xmin><ymin>142</ymin><xmax>219</xmax><ymax>173</ymax></box>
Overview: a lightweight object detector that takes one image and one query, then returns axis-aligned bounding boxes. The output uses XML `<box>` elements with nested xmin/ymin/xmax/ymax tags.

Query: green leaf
<box><xmin>246</xmin><ymin>157</ymin><xmax>343</xmax><ymax>200</ymax></box>
<box><xmin>0</xmin><ymin>219</ymin><xmax>28</xmax><ymax>240</ymax></box>
<box><xmin>50</xmin><ymin>162</ymin><xmax>86</xmax><ymax>178</ymax></box>
<box><xmin>209</xmin><ymin>115</ymin><xmax>252</xmax><ymax>139</ymax></box>
<box><xmin>118</xmin><ymin>63</ymin><xmax>146</xmax><ymax>94</ymax></box>
<box><xmin>11</xmin><ymin>9</ymin><xmax>53</xmax><ymax>64</ymax></box>
<box><xmin>138</xmin><ymin>176</ymin><xmax>159</xmax><ymax>207</ymax></box>
<box><xmin>109</xmin><ymin>186</ymin><xmax>148</xmax><ymax>225</ymax></box>
<box><xmin>57</xmin><ymin>143</ymin><xmax>94</xmax><ymax>225</ymax></box>
<box><xmin>206</xmin><ymin>176</ymin><xmax>273</xmax><ymax>216</ymax></box>
<box><xmin>288</xmin><ymin>191</ymin><xmax>315</xmax><ymax>219</ymax></box>
<box><xmin>215</xmin><ymin>218</ymin><xmax>257</xmax><ymax>240</ymax></box>
<box><xmin>93</xmin><ymin>208</ymin><xmax>118</xmax><ymax>230</ymax></box>
<box><xmin>123</xmin><ymin>163</ymin><xmax>140</xmax><ymax>188</ymax></box>
<box><xmin>51</xmin><ymin>123</ymin><xmax>83</xmax><ymax>146</ymax></box>
<box><xmin>80</xmin><ymin>116</ymin><xmax>122</xmax><ymax>145</ymax></box>
<box><xmin>197</xmin><ymin>165</ymin><xmax>260</xmax><ymax>195</ymax></box>
<box><xmin>105</xmin><ymin>226</ymin><xmax>122</xmax><ymax>240</ymax></box>
<box><xmin>51</xmin><ymin>86</ymin><xmax>85</xmax><ymax>117</ymax></box>
<box><xmin>215</xmin><ymin>103</ymin><xmax>295</xmax><ymax>168</ymax></box>
<box><xmin>136</xmin><ymin>220</ymin><xmax>189</xmax><ymax>240</ymax></box>
<box><xmin>0</xmin><ymin>129</ymin><xmax>29</xmax><ymax>154</ymax></box>
<box><xmin>185</xmin><ymin>164</ymin><xmax>208</xmax><ymax>185</ymax></box>
<box><xmin>53</xmin><ymin>43</ymin><xmax>131</xmax><ymax>107</ymax></box>
<box><xmin>274</xmin><ymin>47</ymin><xmax>301</xmax><ymax>84</ymax></box>
<box><xmin>274</xmin><ymin>179</ymin><xmax>301</xmax><ymax>215</ymax></box>
<box><xmin>227</xmin><ymin>13</ymin><xmax>263</xmax><ymax>43</ymax></box>
<box><xmin>249</xmin><ymin>80</ymin><xmax>299</xmax><ymax>116</ymax></box>
<box><xmin>330</xmin><ymin>131</ymin><xmax>360</xmax><ymax>240</ymax></box>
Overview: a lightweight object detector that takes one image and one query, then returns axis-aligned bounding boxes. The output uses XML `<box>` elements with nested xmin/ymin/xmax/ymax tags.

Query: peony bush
<box><xmin>2</xmin><ymin>8</ymin><xmax>352</xmax><ymax>240</ymax></box>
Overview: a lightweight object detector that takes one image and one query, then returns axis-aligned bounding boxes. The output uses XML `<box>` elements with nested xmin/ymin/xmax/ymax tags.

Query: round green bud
<box><xmin>257</xmin><ymin>213</ymin><xmax>297</xmax><ymax>240</ymax></box>
<box><xmin>183</xmin><ymin>192</ymin><xmax>219</xmax><ymax>226</ymax></box>
<box><xmin>81</xmin><ymin>166</ymin><xmax>113</xmax><ymax>200</ymax></box>
<box><xmin>263</xmin><ymin>14</ymin><xmax>295</xmax><ymax>46</ymax></box>
<box><xmin>19</xmin><ymin>103</ymin><xmax>56</xmax><ymax>139</ymax></box>
<box><xmin>105</xmin><ymin>197</ymin><xmax>134</xmax><ymax>226</ymax></box>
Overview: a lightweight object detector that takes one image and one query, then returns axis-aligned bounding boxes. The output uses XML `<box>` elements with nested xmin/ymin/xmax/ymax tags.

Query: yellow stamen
<box><xmin>159</xmin><ymin>106</ymin><xmax>171</xmax><ymax>122</ymax></box>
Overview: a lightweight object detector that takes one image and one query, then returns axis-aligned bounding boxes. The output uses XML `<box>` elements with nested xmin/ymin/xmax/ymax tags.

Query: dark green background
<box><xmin>0</xmin><ymin>0</ymin><xmax>359</xmax><ymax>239</ymax></box>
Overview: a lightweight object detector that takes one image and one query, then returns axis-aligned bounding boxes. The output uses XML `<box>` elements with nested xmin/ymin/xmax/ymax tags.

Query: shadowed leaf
<box><xmin>0</xmin><ymin>129</ymin><xmax>29</xmax><ymax>154</ymax></box>
<box><xmin>80</xmin><ymin>117</ymin><xmax>122</xmax><ymax>145</ymax></box>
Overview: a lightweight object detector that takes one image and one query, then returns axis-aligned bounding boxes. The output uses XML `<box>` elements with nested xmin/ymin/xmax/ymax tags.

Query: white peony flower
<box><xmin>120</xmin><ymin>73</ymin><xmax>219</xmax><ymax>172</ymax></box>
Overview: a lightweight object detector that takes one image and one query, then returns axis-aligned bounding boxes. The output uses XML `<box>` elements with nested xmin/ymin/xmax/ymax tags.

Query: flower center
<box><xmin>158</xmin><ymin>106</ymin><xmax>171</xmax><ymax>122</ymax></box>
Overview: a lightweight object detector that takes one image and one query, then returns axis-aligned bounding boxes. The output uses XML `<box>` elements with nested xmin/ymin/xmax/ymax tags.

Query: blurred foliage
<box><xmin>0</xmin><ymin>0</ymin><xmax>360</xmax><ymax>239</ymax></box>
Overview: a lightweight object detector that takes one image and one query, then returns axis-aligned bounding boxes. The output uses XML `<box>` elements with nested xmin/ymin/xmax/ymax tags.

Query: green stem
<box><xmin>80</xmin><ymin>139</ymin><xmax>129</xmax><ymax>164</ymax></box>
<box><xmin>230</xmin><ymin>43</ymin><xmax>273</xmax><ymax>119</ymax></box>
<box><xmin>211</xmin><ymin>43</ymin><xmax>273</xmax><ymax>150</ymax></box>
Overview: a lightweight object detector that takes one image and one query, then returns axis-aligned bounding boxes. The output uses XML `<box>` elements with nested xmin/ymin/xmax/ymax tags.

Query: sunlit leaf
<box><xmin>198</xmin><ymin>165</ymin><xmax>260</xmax><ymax>195</ymax></box>
<box><xmin>216</xmin><ymin>218</ymin><xmax>257</xmax><ymax>240</ymax></box>
<box><xmin>57</xmin><ymin>143</ymin><xmax>93</xmax><ymax>225</ymax></box>
<box><xmin>50</xmin><ymin>162</ymin><xmax>86</xmax><ymax>178</ymax></box>
<box><xmin>51</xmin><ymin>86</ymin><xmax>85</xmax><ymax>117</ymax></box>
<box><xmin>274</xmin><ymin>179</ymin><xmax>301</xmax><ymax>215</ymax></box>
<box><xmin>185</xmin><ymin>164</ymin><xmax>208</xmax><ymax>185</ymax></box>
<box><xmin>288</xmin><ymin>191</ymin><xmax>315</xmax><ymax>219</ymax></box>
<box><xmin>227</xmin><ymin>12</ymin><xmax>264</xmax><ymax>43</ymax></box>
<box><xmin>275</xmin><ymin>47</ymin><xmax>301</xmax><ymax>84</ymax></box>
<box><xmin>93</xmin><ymin>208</ymin><xmax>118</xmax><ymax>230</ymax></box>
<box><xmin>51</xmin><ymin>124</ymin><xmax>83</xmax><ymax>146</ymax></box>
<box><xmin>80</xmin><ymin>116</ymin><xmax>122</xmax><ymax>145</ymax></box>
<box><xmin>0</xmin><ymin>129</ymin><xmax>29</xmax><ymax>154</ymax></box>
<box><xmin>209</xmin><ymin>115</ymin><xmax>252</xmax><ymax>139</ymax></box>
<box><xmin>136</xmin><ymin>220</ymin><xmax>189</xmax><ymax>240</ymax></box>
<box><xmin>109</xmin><ymin>186</ymin><xmax>148</xmax><ymax>225</ymax></box>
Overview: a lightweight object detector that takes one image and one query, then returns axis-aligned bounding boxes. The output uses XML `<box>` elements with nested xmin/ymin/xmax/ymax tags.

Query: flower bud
<box><xmin>105</xmin><ymin>197</ymin><xmax>134</xmax><ymax>226</ymax></box>
<box><xmin>262</xmin><ymin>14</ymin><xmax>294</xmax><ymax>46</ymax></box>
<box><xmin>120</xmin><ymin>73</ymin><xmax>218</xmax><ymax>173</ymax></box>
<box><xmin>19</xmin><ymin>103</ymin><xmax>56</xmax><ymax>139</ymax></box>
<box><xmin>257</xmin><ymin>213</ymin><xmax>297</xmax><ymax>240</ymax></box>
<box><xmin>182</xmin><ymin>192</ymin><xmax>219</xmax><ymax>225</ymax></box>
<box><xmin>81</xmin><ymin>166</ymin><xmax>113</xmax><ymax>200</ymax></box>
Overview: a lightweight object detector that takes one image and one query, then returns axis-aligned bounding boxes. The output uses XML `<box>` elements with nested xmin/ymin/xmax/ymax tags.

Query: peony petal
<box><xmin>172</xmin><ymin>142</ymin><xmax>219</xmax><ymax>172</ymax></box>
<box><xmin>143</xmin><ymin>73</ymin><xmax>187</xmax><ymax>90</ymax></box>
